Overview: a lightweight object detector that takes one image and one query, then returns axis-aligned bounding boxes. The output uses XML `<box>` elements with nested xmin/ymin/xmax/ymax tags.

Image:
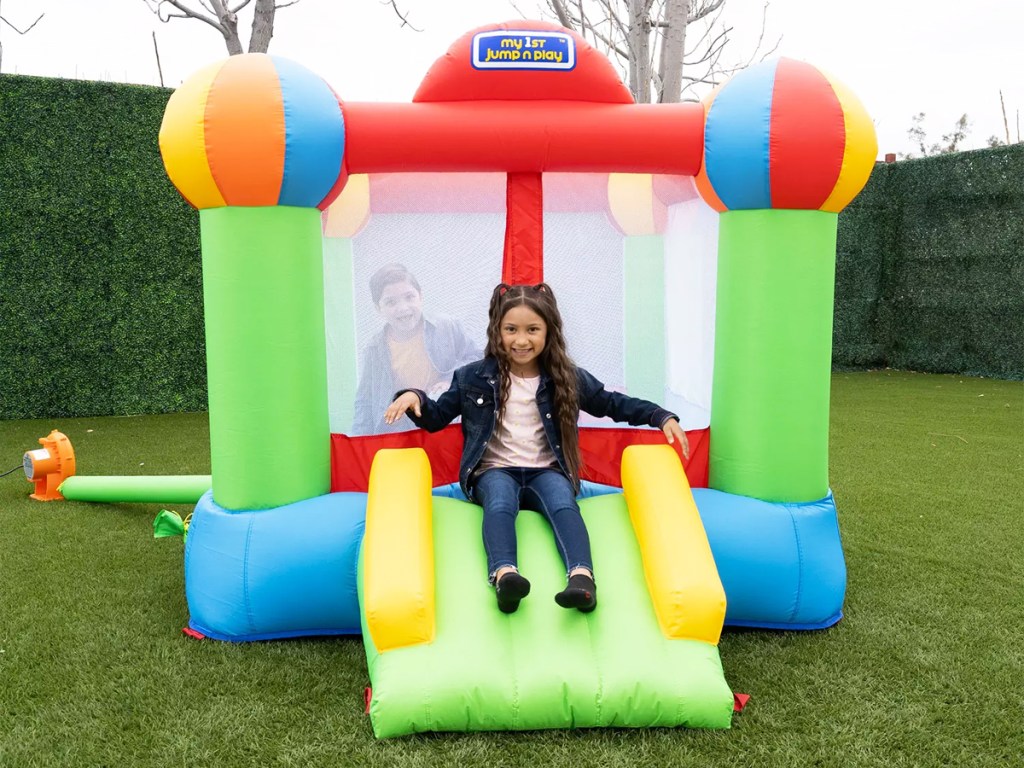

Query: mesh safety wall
<box><xmin>322</xmin><ymin>173</ymin><xmax>719</xmax><ymax>436</ymax></box>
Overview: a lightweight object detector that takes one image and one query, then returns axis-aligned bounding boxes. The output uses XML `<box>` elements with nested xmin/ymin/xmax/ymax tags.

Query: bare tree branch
<box><xmin>567</xmin><ymin>11</ymin><xmax>629</xmax><ymax>59</ymax></box>
<box><xmin>550</xmin><ymin>0</ymin><xmax>574</xmax><ymax>28</ymax></box>
<box><xmin>383</xmin><ymin>0</ymin><xmax>422</xmax><ymax>32</ymax></box>
<box><xmin>152</xmin><ymin>30</ymin><xmax>165</xmax><ymax>86</ymax></box>
<box><xmin>687</xmin><ymin>0</ymin><xmax>724</xmax><ymax>23</ymax></box>
<box><xmin>0</xmin><ymin>0</ymin><xmax>45</xmax><ymax>72</ymax></box>
<box><xmin>532</xmin><ymin>0</ymin><xmax>775</xmax><ymax>103</ymax></box>
<box><xmin>142</xmin><ymin>0</ymin><xmax>303</xmax><ymax>55</ymax></box>
<box><xmin>145</xmin><ymin>1</ymin><xmax>222</xmax><ymax>33</ymax></box>
<box><xmin>0</xmin><ymin>10</ymin><xmax>44</xmax><ymax>34</ymax></box>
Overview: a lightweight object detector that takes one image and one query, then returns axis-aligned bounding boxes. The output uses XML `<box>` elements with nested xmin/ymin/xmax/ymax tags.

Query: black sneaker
<box><xmin>555</xmin><ymin>573</ymin><xmax>597</xmax><ymax>613</ymax></box>
<box><xmin>496</xmin><ymin>571</ymin><xmax>531</xmax><ymax>614</ymax></box>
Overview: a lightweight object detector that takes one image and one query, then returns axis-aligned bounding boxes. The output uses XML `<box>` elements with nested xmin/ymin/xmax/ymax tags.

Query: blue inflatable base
<box><xmin>184</xmin><ymin>491</ymin><xmax>366</xmax><ymax>642</ymax></box>
<box><xmin>184</xmin><ymin>483</ymin><xmax>845</xmax><ymax>641</ymax></box>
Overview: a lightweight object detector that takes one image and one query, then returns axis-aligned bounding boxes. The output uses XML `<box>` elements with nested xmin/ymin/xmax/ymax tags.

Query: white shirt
<box><xmin>477</xmin><ymin>373</ymin><xmax>558</xmax><ymax>471</ymax></box>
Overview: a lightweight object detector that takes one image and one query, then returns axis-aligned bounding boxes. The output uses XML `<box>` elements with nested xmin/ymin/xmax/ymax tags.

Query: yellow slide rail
<box><xmin>363</xmin><ymin>448</ymin><xmax>436</xmax><ymax>652</ymax></box>
<box><xmin>621</xmin><ymin>444</ymin><xmax>726</xmax><ymax>645</ymax></box>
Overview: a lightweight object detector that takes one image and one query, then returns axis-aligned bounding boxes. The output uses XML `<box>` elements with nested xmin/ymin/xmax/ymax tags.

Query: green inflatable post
<box><xmin>710</xmin><ymin>209</ymin><xmax>837</xmax><ymax>503</ymax></box>
<box><xmin>201</xmin><ymin>206</ymin><xmax>330</xmax><ymax>510</ymax></box>
<box><xmin>623</xmin><ymin>235</ymin><xmax>665</xmax><ymax>403</ymax></box>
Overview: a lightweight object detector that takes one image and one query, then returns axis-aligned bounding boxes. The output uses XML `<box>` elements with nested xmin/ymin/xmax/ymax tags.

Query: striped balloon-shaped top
<box><xmin>695</xmin><ymin>58</ymin><xmax>876</xmax><ymax>213</ymax></box>
<box><xmin>160</xmin><ymin>54</ymin><xmax>345</xmax><ymax>211</ymax></box>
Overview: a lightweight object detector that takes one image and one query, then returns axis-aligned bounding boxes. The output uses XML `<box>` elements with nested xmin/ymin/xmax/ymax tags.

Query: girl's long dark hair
<box><xmin>485</xmin><ymin>283</ymin><xmax>582</xmax><ymax>487</ymax></box>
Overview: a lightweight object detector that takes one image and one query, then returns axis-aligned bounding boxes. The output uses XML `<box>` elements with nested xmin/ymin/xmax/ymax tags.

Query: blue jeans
<box><xmin>474</xmin><ymin>467</ymin><xmax>593</xmax><ymax>581</ymax></box>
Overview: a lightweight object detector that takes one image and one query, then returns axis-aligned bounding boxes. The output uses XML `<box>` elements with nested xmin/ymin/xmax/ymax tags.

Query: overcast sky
<box><xmin>2</xmin><ymin>0</ymin><xmax>1021</xmax><ymax>159</ymax></box>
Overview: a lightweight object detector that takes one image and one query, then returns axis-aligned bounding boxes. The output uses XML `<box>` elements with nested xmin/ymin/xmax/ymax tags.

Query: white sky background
<box><xmin>2</xmin><ymin>0</ymin><xmax>1021</xmax><ymax>158</ymax></box>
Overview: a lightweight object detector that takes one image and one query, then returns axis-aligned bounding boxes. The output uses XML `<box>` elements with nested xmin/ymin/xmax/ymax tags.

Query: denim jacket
<box><xmin>401</xmin><ymin>357</ymin><xmax>677</xmax><ymax>501</ymax></box>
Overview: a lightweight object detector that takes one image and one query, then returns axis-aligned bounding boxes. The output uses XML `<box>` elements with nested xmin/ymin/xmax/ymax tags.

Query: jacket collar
<box><xmin>473</xmin><ymin>356</ymin><xmax>551</xmax><ymax>390</ymax></box>
<box><xmin>474</xmin><ymin>357</ymin><xmax>500</xmax><ymax>379</ymax></box>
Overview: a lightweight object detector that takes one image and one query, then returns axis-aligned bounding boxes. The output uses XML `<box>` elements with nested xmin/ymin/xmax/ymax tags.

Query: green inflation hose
<box><xmin>60</xmin><ymin>475</ymin><xmax>212</xmax><ymax>504</ymax></box>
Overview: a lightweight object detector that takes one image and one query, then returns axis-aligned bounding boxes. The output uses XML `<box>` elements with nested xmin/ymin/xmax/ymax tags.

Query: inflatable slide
<box><xmin>361</xmin><ymin>445</ymin><xmax>733</xmax><ymax>737</ymax></box>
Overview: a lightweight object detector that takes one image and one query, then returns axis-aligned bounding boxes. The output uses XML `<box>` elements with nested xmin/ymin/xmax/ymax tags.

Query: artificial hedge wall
<box><xmin>0</xmin><ymin>75</ymin><xmax>205</xmax><ymax>421</ymax></box>
<box><xmin>0</xmin><ymin>74</ymin><xmax>1020</xmax><ymax>420</ymax></box>
<box><xmin>836</xmin><ymin>145</ymin><xmax>1024</xmax><ymax>379</ymax></box>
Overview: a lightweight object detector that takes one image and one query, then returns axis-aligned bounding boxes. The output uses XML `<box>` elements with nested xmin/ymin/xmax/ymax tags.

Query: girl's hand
<box><xmin>662</xmin><ymin>418</ymin><xmax>690</xmax><ymax>460</ymax></box>
<box><xmin>384</xmin><ymin>391</ymin><xmax>422</xmax><ymax>425</ymax></box>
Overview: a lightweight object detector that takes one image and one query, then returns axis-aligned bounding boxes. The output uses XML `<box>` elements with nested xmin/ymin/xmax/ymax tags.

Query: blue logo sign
<box><xmin>472</xmin><ymin>30</ymin><xmax>576</xmax><ymax>71</ymax></box>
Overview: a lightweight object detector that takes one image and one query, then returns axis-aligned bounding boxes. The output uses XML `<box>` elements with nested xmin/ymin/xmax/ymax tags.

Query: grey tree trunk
<box><xmin>657</xmin><ymin>0</ymin><xmax>689</xmax><ymax>102</ymax></box>
<box><xmin>249</xmin><ymin>0</ymin><xmax>276</xmax><ymax>53</ymax></box>
<box><xmin>627</xmin><ymin>0</ymin><xmax>652</xmax><ymax>104</ymax></box>
<box><xmin>209</xmin><ymin>0</ymin><xmax>243</xmax><ymax>54</ymax></box>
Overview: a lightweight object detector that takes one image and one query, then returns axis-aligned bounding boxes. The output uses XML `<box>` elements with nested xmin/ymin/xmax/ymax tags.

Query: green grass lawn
<box><xmin>1</xmin><ymin>371</ymin><xmax>1021</xmax><ymax>767</ymax></box>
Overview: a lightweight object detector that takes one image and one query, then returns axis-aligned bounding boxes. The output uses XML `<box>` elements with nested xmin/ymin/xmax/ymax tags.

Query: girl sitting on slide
<box><xmin>384</xmin><ymin>283</ymin><xmax>688</xmax><ymax>614</ymax></box>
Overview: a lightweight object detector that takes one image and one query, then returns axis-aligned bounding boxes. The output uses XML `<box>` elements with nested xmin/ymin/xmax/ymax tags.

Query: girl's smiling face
<box><xmin>500</xmin><ymin>305</ymin><xmax>547</xmax><ymax>376</ymax></box>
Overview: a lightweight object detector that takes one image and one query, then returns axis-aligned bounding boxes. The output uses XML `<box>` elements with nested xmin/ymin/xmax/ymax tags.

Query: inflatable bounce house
<box><xmin>47</xmin><ymin>21</ymin><xmax>877</xmax><ymax>737</ymax></box>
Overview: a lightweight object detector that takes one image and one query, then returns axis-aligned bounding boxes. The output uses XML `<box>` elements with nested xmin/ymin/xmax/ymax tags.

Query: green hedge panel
<box><xmin>836</xmin><ymin>145</ymin><xmax>1024</xmax><ymax>379</ymax></box>
<box><xmin>0</xmin><ymin>75</ymin><xmax>205</xmax><ymax>420</ymax></box>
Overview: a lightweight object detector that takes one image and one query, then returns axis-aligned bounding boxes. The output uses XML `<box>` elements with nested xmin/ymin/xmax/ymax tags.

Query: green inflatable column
<box><xmin>158</xmin><ymin>53</ymin><xmax>347</xmax><ymax>510</ymax></box>
<box><xmin>695</xmin><ymin>58</ymin><xmax>877</xmax><ymax>502</ymax></box>
<box><xmin>710</xmin><ymin>210</ymin><xmax>837</xmax><ymax>502</ymax></box>
<box><xmin>624</xmin><ymin>235</ymin><xmax>665</xmax><ymax>402</ymax></box>
<box><xmin>201</xmin><ymin>207</ymin><xmax>331</xmax><ymax>509</ymax></box>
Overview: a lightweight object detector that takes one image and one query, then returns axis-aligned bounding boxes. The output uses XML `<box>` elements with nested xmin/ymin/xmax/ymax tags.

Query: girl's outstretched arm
<box><xmin>577</xmin><ymin>367</ymin><xmax>689</xmax><ymax>457</ymax></box>
<box><xmin>384</xmin><ymin>392</ymin><xmax>421</xmax><ymax>425</ymax></box>
<box><xmin>385</xmin><ymin>376</ymin><xmax>464</xmax><ymax>433</ymax></box>
<box><xmin>661</xmin><ymin>417</ymin><xmax>690</xmax><ymax>459</ymax></box>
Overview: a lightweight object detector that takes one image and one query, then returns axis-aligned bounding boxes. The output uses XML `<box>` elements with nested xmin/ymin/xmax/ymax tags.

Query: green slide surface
<box><xmin>361</xmin><ymin>493</ymin><xmax>734</xmax><ymax>738</ymax></box>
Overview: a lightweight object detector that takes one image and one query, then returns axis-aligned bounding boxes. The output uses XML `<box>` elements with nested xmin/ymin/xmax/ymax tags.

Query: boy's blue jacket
<box><xmin>351</xmin><ymin>314</ymin><xmax>480</xmax><ymax>435</ymax></box>
<box><xmin>400</xmin><ymin>357</ymin><xmax>677</xmax><ymax>501</ymax></box>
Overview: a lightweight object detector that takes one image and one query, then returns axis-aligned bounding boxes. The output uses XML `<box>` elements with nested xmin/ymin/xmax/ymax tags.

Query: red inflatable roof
<box><xmin>413</xmin><ymin>20</ymin><xmax>633</xmax><ymax>104</ymax></box>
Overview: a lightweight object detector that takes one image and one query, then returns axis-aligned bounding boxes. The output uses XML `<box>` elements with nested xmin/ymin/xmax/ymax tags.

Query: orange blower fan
<box><xmin>24</xmin><ymin>430</ymin><xmax>76</xmax><ymax>501</ymax></box>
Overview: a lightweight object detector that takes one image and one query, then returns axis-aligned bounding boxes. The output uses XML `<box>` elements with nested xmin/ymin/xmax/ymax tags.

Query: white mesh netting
<box><xmin>322</xmin><ymin>172</ymin><xmax>718</xmax><ymax>436</ymax></box>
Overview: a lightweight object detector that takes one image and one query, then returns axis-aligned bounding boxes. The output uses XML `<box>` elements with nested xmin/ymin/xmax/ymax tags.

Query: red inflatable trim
<box><xmin>413</xmin><ymin>20</ymin><xmax>633</xmax><ymax>105</ymax></box>
<box><xmin>330</xmin><ymin>426</ymin><xmax>710</xmax><ymax>493</ymax></box>
<box><xmin>503</xmin><ymin>172</ymin><xmax>544</xmax><ymax>284</ymax></box>
<box><xmin>769</xmin><ymin>59</ymin><xmax>845</xmax><ymax>209</ymax></box>
<box><xmin>342</xmin><ymin>101</ymin><xmax>704</xmax><ymax>174</ymax></box>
